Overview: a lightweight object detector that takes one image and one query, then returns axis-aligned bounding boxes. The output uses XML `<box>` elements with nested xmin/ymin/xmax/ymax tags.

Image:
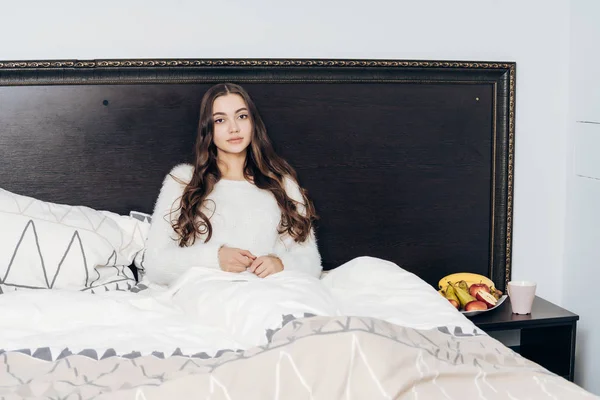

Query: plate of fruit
<box><xmin>438</xmin><ymin>272</ymin><xmax>506</xmax><ymax>316</ymax></box>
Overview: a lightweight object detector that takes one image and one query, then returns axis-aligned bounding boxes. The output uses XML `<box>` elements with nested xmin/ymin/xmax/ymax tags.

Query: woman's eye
<box><xmin>214</xmin><ymin>118</ymin><xmax>224</xmax><ymax>124</ymax></box>
<box><xmin>238</xmin><ymin>114</ymin><xmax>248</xmax><ymax>120</ymax></box>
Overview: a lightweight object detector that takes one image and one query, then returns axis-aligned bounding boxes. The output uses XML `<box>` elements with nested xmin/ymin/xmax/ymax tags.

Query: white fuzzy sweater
<box><xmin>143</xmin><ymin>164</ymin><xmax>322</xmax><ymax>285</ymax></box>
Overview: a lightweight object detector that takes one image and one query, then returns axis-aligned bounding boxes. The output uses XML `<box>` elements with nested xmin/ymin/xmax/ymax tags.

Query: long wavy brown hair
<box><xmin>172</xmin><ymin>83</ymin><xmax>317</xmax><ymax>247</ymax></box>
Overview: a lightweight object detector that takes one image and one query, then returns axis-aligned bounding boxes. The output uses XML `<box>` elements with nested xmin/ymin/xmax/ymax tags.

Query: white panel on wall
<box><xmin>574</xmin><ymin>122</ymin><xmax>600</xmax><ymax>180</ymax></box>
<box><xmin>565</xmin><ymin>0</ymin><xmax>600</xmax><ymax>394</ymax></box>
<box><xmin>563</xmin><ymin>174</ymin><xmax>600</xmax><ymax>393</ymax></box>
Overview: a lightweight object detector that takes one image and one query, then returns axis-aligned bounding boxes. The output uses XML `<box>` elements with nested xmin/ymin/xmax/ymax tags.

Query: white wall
<box><xmin>564</xmin><ymin>0</ymin><xmax>600</xmax><ymax>394</ymax></box>
<box><xmin>0</xmin><ymin>0</ymin><xmax>572</xmax><ymax>305</ymax></box>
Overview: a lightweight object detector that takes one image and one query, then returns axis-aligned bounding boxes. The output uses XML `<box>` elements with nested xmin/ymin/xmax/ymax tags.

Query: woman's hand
<box><xmin>218</xmin><ymin>246</ymin><xmax>256</xmax><ymax>273</ymax></box>
<box><xmin>248</xmin><ymin>255</ymin><xmax>284</xmax><ymax>278</ymax></box>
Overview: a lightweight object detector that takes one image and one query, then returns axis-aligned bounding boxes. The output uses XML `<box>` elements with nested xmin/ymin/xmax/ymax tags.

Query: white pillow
<box><xmin>0</xmin><ymin>188</ymin><xmax>149</xmax><ymax>293</ymax></box>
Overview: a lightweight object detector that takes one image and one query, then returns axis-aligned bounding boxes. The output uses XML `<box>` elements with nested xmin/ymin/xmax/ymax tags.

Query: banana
<box><xmin>438</xmin><ymin>272</ymin><xmax>495</xmax><ymax>291</ymax></box>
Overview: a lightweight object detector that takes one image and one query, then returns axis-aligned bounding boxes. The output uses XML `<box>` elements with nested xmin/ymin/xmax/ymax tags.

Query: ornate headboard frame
<box><xmin>0</xmin><ymin>58</ymin><xmax>515</xmax><ymax>291</ymax></box>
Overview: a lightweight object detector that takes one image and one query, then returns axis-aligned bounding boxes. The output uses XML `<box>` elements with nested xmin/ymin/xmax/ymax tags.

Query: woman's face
<box><xmin>212</xmin><ymin>93</ymin><xmax>253</xmax><ymax>157</ymax></box>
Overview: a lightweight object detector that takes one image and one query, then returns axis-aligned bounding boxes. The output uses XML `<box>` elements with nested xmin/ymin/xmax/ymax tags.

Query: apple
<box><xmin>469</xmin><ymin>283</ymin><xmax>491</xmax><ymax>298</ymax></box>
<box><xmin>475</xmin><ymin>290</ymin><xmax>498</xmax><ymax>308</ymax></box>
<box><xmin>464</xmin><ymin>300</ymin><xmax>488</xmax><ymax>312</ymax></box>
<box><xmin>448</xmin><ymin>299</ymin><xmax>459</xmax><ymax>309</ymax></box>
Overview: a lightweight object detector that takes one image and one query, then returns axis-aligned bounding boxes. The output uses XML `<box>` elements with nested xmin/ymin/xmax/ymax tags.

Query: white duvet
<box><xmin>0</xmin><ymin>256</ymin><xmax>479</xmax><ymax>358</ymax></box>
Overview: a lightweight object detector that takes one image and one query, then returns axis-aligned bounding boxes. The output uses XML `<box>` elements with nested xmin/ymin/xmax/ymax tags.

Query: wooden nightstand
<box><xmin>469</xmin><ymin>296</ymin><xmax>579</xmax><ymax>382</ymax></box>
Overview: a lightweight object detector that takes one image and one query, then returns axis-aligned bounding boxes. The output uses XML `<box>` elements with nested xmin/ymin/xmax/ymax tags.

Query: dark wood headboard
<box><xmin>0</xmin><ymin>59</ymin><xmax>515</xmax><ymax>291</ymax></box>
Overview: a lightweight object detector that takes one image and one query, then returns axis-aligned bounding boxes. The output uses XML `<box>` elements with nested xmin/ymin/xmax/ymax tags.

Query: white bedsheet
<box><xmin>322</xmin><ymin>256</ymin><xmax>475</xmax><ymax>331</ymax></box>
<box><xmin>0</xmin><ymin>256</ymin><xmax>479</xmax><ymax>358</ymax></box>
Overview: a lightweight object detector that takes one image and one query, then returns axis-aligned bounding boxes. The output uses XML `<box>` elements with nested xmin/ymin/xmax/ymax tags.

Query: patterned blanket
<box><xmin>0</xmin><ymin>316</ymin><xmax>596</xmax><ymax>399</ymax></box>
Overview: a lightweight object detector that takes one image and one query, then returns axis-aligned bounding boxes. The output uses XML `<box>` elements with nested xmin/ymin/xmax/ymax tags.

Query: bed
<box><xmin>0</xmin><ymin>58</ymin><xmax>595</xmax><ymax>399</ymax></box>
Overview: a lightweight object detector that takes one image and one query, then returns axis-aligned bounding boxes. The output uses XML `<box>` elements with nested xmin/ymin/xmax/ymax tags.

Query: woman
<box><xmin>143</xmin><ymin>83</ymin><xmax>322</xmax><ymax>286</ymax></box>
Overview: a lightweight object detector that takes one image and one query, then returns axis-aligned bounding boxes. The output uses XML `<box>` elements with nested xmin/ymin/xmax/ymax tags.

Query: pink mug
<box><xmin>507</xmin><ymin>281</ymin><xmax>536</xmax><ymax>314</ymax></box>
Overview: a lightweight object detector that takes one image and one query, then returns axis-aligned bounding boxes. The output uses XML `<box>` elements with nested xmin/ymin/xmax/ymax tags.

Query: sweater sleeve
<box><xmin>272</xmin><ymin>177</ymin><xmax>323</xmax><ymax>278</ymax></box>
<box><xmin>143</xmin><ymin>164</ymin><xmax>223</xmax><ymax>286</ymax></box>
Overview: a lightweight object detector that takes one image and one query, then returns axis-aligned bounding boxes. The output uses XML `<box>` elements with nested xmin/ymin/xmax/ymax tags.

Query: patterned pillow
<box><xmin>129</xmin><ymin>211</ymin><xmax>152</xmax><ymax>272</ymax></box>
<box><xmin>0</xmin><ymin>188</ymin><xmax>149</xmax><ymax>293</ymax></box>
<box><xmin>130</xmin><ymin>210</ymin><xmax>152</xmax><ymax>224</ymax></box>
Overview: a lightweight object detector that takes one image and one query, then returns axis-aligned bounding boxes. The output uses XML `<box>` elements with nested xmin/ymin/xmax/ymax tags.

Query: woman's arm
<box><xmin>143</xmin><ymin>164</ymin><xmax>223</xmax><ymax>286</ymax></box>
<box><xmin>271</xmin><ymin>177</ymin><xmax>323</xmax><ymax>278</ymax></box>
